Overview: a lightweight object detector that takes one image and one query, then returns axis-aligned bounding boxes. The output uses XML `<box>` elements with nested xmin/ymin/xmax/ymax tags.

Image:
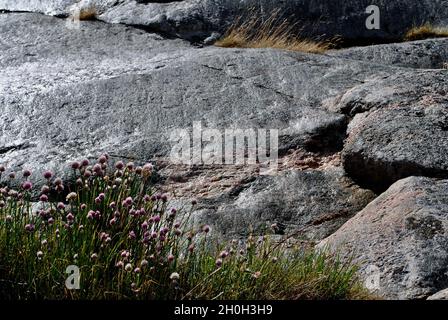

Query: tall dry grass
<box><xmin>215</xmin><ymin>12</ymin><xmax>333</xmax><ymax>54</ymax></box>
<box><xmin>404</xmin><ymin>24</ymin><xmax>448</xmax><ymax>41</ymax></box>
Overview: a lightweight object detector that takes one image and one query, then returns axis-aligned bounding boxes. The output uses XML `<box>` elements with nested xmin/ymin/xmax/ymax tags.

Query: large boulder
<box><xmin>324</xmin><ymin>63</ymin><xmax>448</xmax><ymax>192</ymax></box>
<box><xmin>319</xmin><ymin>176</ymin><xmax>448</xmax><ymax>300</ymax></box>
<box><xmin>335</xmin><ymin>68</ymin><xmax>448</xmax><ymax>192</ymax></box>
<box><xmin>342</xmin><ymin>102</ymin><xmax>448</xmax><ymax>192</ymax></box>
<box><xmin>1</xmin><ymin>0</ymin><xmax>448</xmax><ymax>42</ymax></box>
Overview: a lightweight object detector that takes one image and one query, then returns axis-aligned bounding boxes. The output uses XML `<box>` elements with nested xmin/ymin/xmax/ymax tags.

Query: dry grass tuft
<box><xmin>70</xmin><ymin>6</ymin><xmax>98</xmax><ymax>21</ymax></box>
<box><xmin>214</xmin><ymin>11</ymin><xmax>333</xmax><ymax>54</ymax></box>
<box><xmin>404</xmin><ymin>24</ymin><xmax>448</xmax><ymax>41</ymax></box>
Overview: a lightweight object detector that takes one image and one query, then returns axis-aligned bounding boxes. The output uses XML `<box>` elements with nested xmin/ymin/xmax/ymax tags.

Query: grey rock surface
<box><xmin>330</xmin><ymin>38</ymin><xmax>448</xmax><ymax>69</ymax></box>
<box><xmin>0</xmin><ymin>13</ymin><xmax>381</xmax><ymax>239</ymax></box>
<box><xmin>0</xmin><ymin>13</ymin><xmax>386</xmax><ymax>184</ymax></box>
<box><xmin>1</xmin><ymin>8</ymin><xmax>448</xmax><ymax>299</ymax></box>
<box><xmin>2</xmin><ymin>13</ymin><xmax>448</xmax><ymax>238</ymax></box>
<box><xmin>190</xmin><ymin>167</ymin><xmax>375</xmax><ymax>241</ymax></box>
<box><xmin>1</xmin><ymin>0</ymin><xmax>448</xmax><ymax>42</ymax></box>
<box><xmin>427</xmin><ymin>288</ymin><xmax>448</xmax><ymax>300</ymax></box>
<box><xmin>319</xmin><ymin>176</ymin><xmax>448</xmax><ymax>300</ymax></box>
<box><xmin>336</xmin><ymin>69</ymin><xmax>448</xmax><ymax>192</ymax></box>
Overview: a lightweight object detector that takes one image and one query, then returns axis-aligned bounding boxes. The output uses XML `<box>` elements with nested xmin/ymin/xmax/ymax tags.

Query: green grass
<box><xmin>0</xmin><ymin>155</ymin><xmax>370</xmax><ymax>300</ymax></box>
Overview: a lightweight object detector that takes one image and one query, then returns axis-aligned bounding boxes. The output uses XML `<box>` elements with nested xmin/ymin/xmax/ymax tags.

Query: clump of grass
<box><xmin>215</xmin><ymin>11</ymin><xmax>332</xmax><ymax>54</ymax></box>
<box><xmin>0</xmin><ymin>155</ymin><xmax>368</xmax><ymax>300</ymax></box>
<box><xmin>404</xmin><ymin>23</ymin><xmax>448</xmax><ymax>41</ymax></box>
<box><xmin>70</xmin><ymin>5</ymin><xmax>97</xmax><ymax>21</ymax></box>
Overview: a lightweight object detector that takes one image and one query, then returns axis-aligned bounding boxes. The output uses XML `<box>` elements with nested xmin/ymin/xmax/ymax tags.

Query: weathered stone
<box><xmin>321</xmin><ymin>65</ymin><xmax>448</xmax><ymax>192</ymax></box>
<box><xmin>427</xmin><ymin>288</ymin><xmax>448</xmax><ymax>300</ymax></box>
<box><xmin>1</xmin><ymin>0</ymin><xmax>448</xmax><ymax>42</ymax></box>
<box><xmin>0</xmin><ymin>13</ymin><xmax>392</xmax><ymax>190</ymax></box>
<box><xmin>189</xmin><ymin>167</ymin><xmax>375</xmax><ymax>241</ymax></box>
<box><xmin>330</xmin><ymin>38</ymin><xmax>448</xmax><ymax>69</ymax></box>
<box><xmin>319</xmin><ymin>176</ymin><xmax>448</xmax><ymax>300</ymax></box>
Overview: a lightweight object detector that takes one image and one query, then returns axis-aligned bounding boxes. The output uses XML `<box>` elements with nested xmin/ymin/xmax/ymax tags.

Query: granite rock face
<box><xmin>0</xmin><ymin>13</ymin><xmax>382</xmax><ymax>185</ymax></box>
<box><xmin>330</xmin><ymin>38</ymin><xmax>448</xmax><ymax>69</ymax></box>
<box><xmin>1</xmin><ymin>0</ymin><xmax>448</xmax><ymax>42</ymax></box>
<box><xmin>336</xmin><ymin>69</ymin><xmax>448</xmax><ymax>192</ymax></box>
<box><xmin>319</xmin><ymin>177</ymin><xmax>448</xmax><ymax>300</ymax></box>
<box><xmin>2</xmin><ymin>10</ymin><xmax>448</xmax><ymax>299</ymax></box>
<box><xmin>1</xmin><ymin>13</ymin><xmax>448</xmax><ymax>239</ymax></box>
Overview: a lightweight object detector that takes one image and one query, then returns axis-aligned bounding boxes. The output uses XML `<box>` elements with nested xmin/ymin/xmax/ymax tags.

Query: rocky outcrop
<box><xmin>319</xmin><ymin>177</ymin><xmax>448</xmax><ymax>300</ymax></box>
<box><xmin>2</xmin><ymin>12</ymin><xmax>448</xmax><ymax>239</ymax></box>
<box><xmin>1</xmin><ymin>0</ymin><xmax>448</xmax><ymax>42</ymax></box>
<box><xmin>335</xmin><ymin>69</ymin><xmax>448</xmax><ymax>192</ymax></box>
<box><xmin>0</xmin><ymin>12</ymin><xmax>387</xmax><ymax>187</ymax></box>
<box><xmin>2</xmin><ymin>11</ymin><xmax>448</xmax><ymax>299</ymax></box>
<box><xmin>330</xmin><ymin>38</ymin><xmax>448</xmax><ymax>69</ymax></box>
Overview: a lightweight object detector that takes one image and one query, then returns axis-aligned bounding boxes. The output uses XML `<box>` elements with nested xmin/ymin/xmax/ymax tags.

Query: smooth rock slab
<box><xmin>319</xmin><ymin>176</ymin><xmax>448</xmax><ymax>300</ymax></box>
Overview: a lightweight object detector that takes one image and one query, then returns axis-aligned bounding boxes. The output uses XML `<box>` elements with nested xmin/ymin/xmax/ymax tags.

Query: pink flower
<box><xmin>87</xmin><ymin>210</ymin><xmax>95</xmax><ymax>219</ymax></box>
<box><xmin>140</xmin><ymin>260</ymin><xmax>148</xmax><ymax>268</ymax></box>
<box><xmin>92</xmin><ymin>164</ymin><xmax>102</xmax><ymax>173</ymax></box>
<box><xmin>115</xmin><ymin>161</ymin><xmax>124</xmax><ymax>170</ymax></box>
<box><xmin>98</xmin><ymin>155</ymin><xmax>108</xmax><ymax>164</ymax></box>
<box><xmin>71</xmin><ymin>161</ymin><xmax>80</xmax><ymax>170</ymax></box>
<box><xmin>41</xmin><ymin>185</ymin><xmax>50</xmax><ymax>194</ymax></box>
<box><xmin>43</xmin><ymin>170</ymin><xmax>53</xmax><ymax>179</ymax></box>
<box><xmin>39</xmin><ymin>194</ymin><xmax>48</xmax><ymax>202</ymax></box>
<box><xmin>22</xmin><ymin>169</ymin><xmax>32</xmax><ymax>178</ymax></box>
<box><xmin>22</xmin><ymin>181</ymin><xmax>32</xmax><ymax>191</ymax></box>
<box><xmin>126</xmin><ymin>162</ymin><xmax>134</xmax><ymax>170</ymax></box>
